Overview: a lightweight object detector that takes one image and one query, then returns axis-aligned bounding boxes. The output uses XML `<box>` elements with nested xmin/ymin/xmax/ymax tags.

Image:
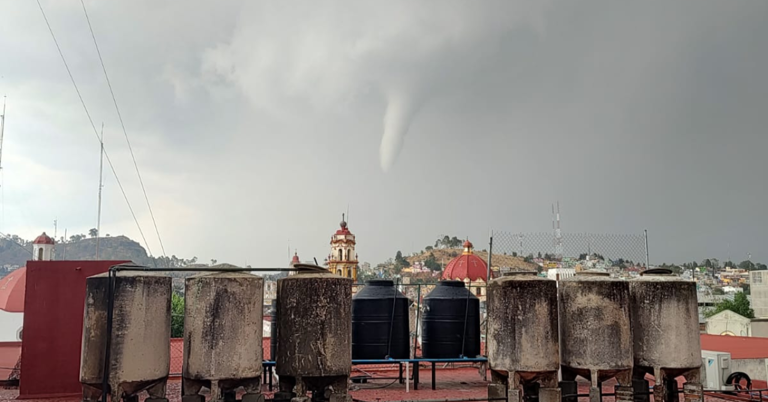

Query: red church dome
<box><xmin>442</xmin><ymin>239</ymin><xmax>488</xmax><ymax>282</ymax></box>
<box><xmin>33</xmin><ymin>232</ymin><xmax>54</xmax><ymax>245</ymax></box>
<box><xmin>0</xmin><ymin>267</ymin><xmax>26</xmax><ymax>312</ymax></box>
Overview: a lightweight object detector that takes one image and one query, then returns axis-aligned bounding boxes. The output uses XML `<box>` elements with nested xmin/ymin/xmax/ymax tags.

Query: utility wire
<box><xmin>36</xmin><ymin>0</ymin><xmax>153</xmax><ymax>258</ymax></box>
<box><xmin>0</xmin><ymin>232</ymin><xmax>33</xmax><ymax>256</ymax></box>
<box><xmin>79</xmin><ymin>0</ymin><xmax>166</xmax><ymax>257</ymax></box>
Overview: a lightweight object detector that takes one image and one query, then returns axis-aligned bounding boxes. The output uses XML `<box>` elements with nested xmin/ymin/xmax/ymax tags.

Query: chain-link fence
<box><xmin>489</xmin><ymin>231</ymin><xmax>649</xmax><ymax>271</ymax></box>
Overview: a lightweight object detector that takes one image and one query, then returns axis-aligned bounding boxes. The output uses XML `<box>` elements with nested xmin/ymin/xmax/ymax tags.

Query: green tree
<box><xmin>88</xmin><ymin>228</ymin><xmax>98</xmax><ymax>238</ymax></box>
<box><xmin>757</xmin><ymin>263</ymin><xmax>768</xmax><ymax>271</ymax></box>
<box><xmin>424</xmin><ymin>252</ymin><xmax>442</xmax><ymax>271</ymax></box>
<box><xmin>738</xmin><ymin>260</ymin><xmax>756</xmax><ymax>271</ymax></box>
<box><xmin>171</xmin><ymin>292</ymin><xmax>185</xmax><ymax>338</ymax></box>
<box><xmin>425</xmin><ymin>246</ymin><xmax>433</xmax><ymax>251</ymax></box>
<box><xmin>705</xmin><ymin>292</ymin><xmax>754</xmax><ymax>319</ymax></box>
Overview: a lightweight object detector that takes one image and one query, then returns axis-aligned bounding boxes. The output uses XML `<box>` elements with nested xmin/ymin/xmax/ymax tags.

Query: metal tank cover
<box><xmin>559</xmin><ymin>271</ymin><xmax>634</xmax><ymax>402</ymax></box>
<box><xmin>182</xmin><ymin>272</ymin><xmax>265</xmax><ymax>402</ymax></box>
<box><xmin>79</xmin><ymin>269</ymin><xmax>172</xmax><ymax>402</ymax></box>
<box><xmin>274</xmin><ymin>264</ymin><xmax>353</xmax><ymax>402</ymax></box>
<box><xmin>630</xmin><ymin>268</ymin><xmax>702</xmax><ymax>402</ymax></box>
<box><xmin>486</xmin><ymin>272</ymin><xmax>560</xmax><ymax>402</ymax></box>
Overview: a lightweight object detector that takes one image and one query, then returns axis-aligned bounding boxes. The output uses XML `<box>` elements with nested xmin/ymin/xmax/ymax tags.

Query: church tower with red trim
<box><xmin>327</xmin><ymin>214</ymin><xmax>358</xmax><ymax>281</ymax></box>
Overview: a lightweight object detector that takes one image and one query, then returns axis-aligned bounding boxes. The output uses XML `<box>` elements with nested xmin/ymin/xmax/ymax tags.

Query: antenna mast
<box><xmin>96</xmin><ymin>123</ymin><xmax>104</xmax><ymax>259</ymax></box>
<box><xmin>552</xmin><ymin>202</ymin><xmax>563</xmax><ymax>259</ymax></box>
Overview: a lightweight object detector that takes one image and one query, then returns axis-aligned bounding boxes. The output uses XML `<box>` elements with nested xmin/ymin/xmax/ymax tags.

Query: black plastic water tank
<box><xmin>352</xmin><ymin>280</ymin><xmax>410</xmax><ymax>359</ymax></box>
<box><xmin>421</xmin><ymin>280</ymin><xmax>480</xmax><ymax>358</ymax></box>
<box><xmin>270</xmin><ymin>298</ymin><xmax>278</xmax><ymax>361</ymax></box>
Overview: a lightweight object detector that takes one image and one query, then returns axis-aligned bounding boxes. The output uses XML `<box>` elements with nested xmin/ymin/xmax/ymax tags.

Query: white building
<box><xmin>706</xmin><ymin>310</ymin><xmax>752</xmax><ymax>337</ymax></box>
<box><xmin>751</xmin><ymin>270</ymin><xmax>768</xmax><ymax>318</ymax></box>
<box><xmin>547</xmin><ymin>268</ymin><xmax>576</xmax><ymax>281</ymax></box>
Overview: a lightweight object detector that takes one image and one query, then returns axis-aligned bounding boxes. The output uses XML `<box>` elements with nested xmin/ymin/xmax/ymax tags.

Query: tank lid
<box><xmin>438</xmin><ymin>280</ymin><xmax>466</xmax><ymax>288</ymax></box>
<box><xmin>292</xmin><ymin>263</ymin><xmax>329</xmax><ymax>275</ymax></box>
<box><xmin>502</xmin><ymin>271</ymin><xmax>537</xmax><ymax>277</ymax></box>
<box><xmin>640</xmin><ymin>268</ymin><xmax>674</xmax><ymax>276</ymax></box>
<box><xmin>575</xmin><ymin>271</ymin><xmax>610</xmax><ymax>277</ymax></box>
<box><xmin>366</xmin><ymin>280</ymin><xmax>395</xmax><ymax>286</ymax></box>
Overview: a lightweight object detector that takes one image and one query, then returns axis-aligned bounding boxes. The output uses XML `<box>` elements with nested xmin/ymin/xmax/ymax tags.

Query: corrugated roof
<box><xmin>700</xmin><ymin>334</ymin><xmax>768</xmax><ymax>359</ymax></box>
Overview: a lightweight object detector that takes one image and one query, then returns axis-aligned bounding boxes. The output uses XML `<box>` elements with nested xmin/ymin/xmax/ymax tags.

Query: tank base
<box><xmin>277</xmin><ymin>375</ymin><xmax>349</xmax><ymax>402</ymax></box>
<box><xmin>562</xmin><ymin>366</ymin><xmax>632</xmax><ymax>388</ymax></box>
<box><xmin>615</xmin><ymin>385</ymin><xmax>634</xmax><ymax>402</ymax></box>
<box><xmin>489</xmin><ymin>370</ymin><xmax>558</xmax><ymax>402</ymax></box>
<box><xmin>182</xmin><ymin>376</ymin><xmax>263</xmax><ymax>402</ymax></box>
<box><xmin>634</xmin><ymin>367</ymin><xmax>701</xmax><ymax>402</ymax></box>
<box><xmin>81</xmin><ymin>378</ymin><xmax>168</xmax><ymax>402</ymax></box>
<box><xmin>683</xmin><ymin>382</ymin><xmax>703</xmax><ymax>402</ymax></box>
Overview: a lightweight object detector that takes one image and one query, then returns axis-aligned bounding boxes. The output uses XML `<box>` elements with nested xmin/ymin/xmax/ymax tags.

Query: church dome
<box><xmin>442</xmin><ymin>239</ymin><xmax>488</xmax><ymax>282</ymax></box>
<box><xmin>33</xmin><ymin>232</ymin><xmax>54</xmax><ymax>245</ymax></box>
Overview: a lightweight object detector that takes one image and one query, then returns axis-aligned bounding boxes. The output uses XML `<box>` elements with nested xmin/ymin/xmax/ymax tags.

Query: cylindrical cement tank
<box><xmin>630</xmin><ymin>269</ymin><xmax>700</xmax><ymax>377</ymax></box>
<box><xmin>182</xmin><ymin>272</ymin><xmax>264</xmax><ymax>400</ymax></box>
<box><xmin>80</xmin><ymin>271</ymin><xmax>172</xmax><ymax>402</ymax></box>
<box><xmin>421</xmin><ymin>281</ymin><xmax>480</xmax><ymax>359</ymax></box>
<box><xmin>275</xmin><ymin>270</ymin><xmax>352</xmax><ymax>378</ymax></box>
<box><xmin>352</xmin><ymin>280</ymin><xmax>410</xmax><ymax>359</ymax></box>
<box><xmin>487</xmin><ymin>272</ymin><xmax>559</xmax><ymax>375</ymax></box>
<box><xmin>559</xmin><ymin>271</ymin><xmax>632</xmax><ymax>383</ymax></box>
<box><xmin>270</xmin><ymin>299</ymin><xmax>278</xmax><ymax>361</ymax></box>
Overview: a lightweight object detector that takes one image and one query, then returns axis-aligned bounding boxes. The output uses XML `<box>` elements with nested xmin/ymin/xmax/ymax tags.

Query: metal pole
<box><xmin>644</xmin><ymin>229</ymin><xmax>649</xmax><ymax>268</ymax></box>
<box><xmin>96</xmin><ymin>123</ymin><xmax>104</xmax><ymax>259</ymax></box>
<box><xmin>486</xmin><ymin>232</ymin><xmax>492</xmax><ymax>356</ymax></box>
<box><xmin>101</xmin><ymin>268</ymin><xmax>116</xmax><ymax>402</ymax></box>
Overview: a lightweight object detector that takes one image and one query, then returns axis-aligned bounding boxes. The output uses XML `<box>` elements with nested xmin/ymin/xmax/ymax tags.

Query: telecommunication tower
<box><xmin>552</xmin><ymin>202</ymin><xmax>563</xmax><ymax>259</ymax></box>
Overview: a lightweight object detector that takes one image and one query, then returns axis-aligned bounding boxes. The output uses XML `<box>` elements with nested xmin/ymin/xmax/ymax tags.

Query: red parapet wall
<box><xmin>18</xmin><ymin>260</ymin><xmax>129</xmax><ymax>399</ymax></box>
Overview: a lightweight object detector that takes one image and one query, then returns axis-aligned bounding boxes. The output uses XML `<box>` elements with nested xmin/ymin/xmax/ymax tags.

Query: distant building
<box><xmin>327</xmin><ymin>214</ymin><xmax>358</xmax><ymax>281</ymax></box>
<box><xmin>751</xmin><ymin>270</ymin><xmax>768</xmax><ymax>318</ymax></box>
<box><xmin>32</xmin><ymin>232</ymin><xmax>55</xmax><ymax>261</ymax></box>
<box><xmin>442</xmin><ymin>240</ymin><xmax>488</xmax><ymax>299</ymax></box>
<box><xmin>288</xmin><ymin>250</ymin><xmax>301</xmax><ymax>276</ymax></box>
<box><xmin>547</xmin><ymin>268</ymin><xmax>576</xmax><ymax>281</ymax></box>
<box><xmin>706</xmin><ymin>310</ymin><xmax>752</xmax><ymax>336</ymax></box>
<box><xmin>264</xmin><ymin>280</ymin><xmax>277</xmax><ymax>303</ymax></box>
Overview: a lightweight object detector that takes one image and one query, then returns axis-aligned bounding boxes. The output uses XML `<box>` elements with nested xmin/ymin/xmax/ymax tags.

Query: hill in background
<box><xmin>406</xmin><ymin>248</ymin><xmax>539</xmax><ymax>272</ymax></box>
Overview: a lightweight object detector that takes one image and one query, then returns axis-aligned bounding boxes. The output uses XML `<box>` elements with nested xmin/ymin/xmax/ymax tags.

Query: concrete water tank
<box><xmin>559</xmin><ymin>271</ymin><xmax>633</xmax><ymax>402</ymax></box>
<box><xmin>274</xmin><ymin>265</ymin><xmax>352</xmax><ymax>402</ymax></box>
<box><xmin>80</xmin><ymin>271</ymin><xmax>172</xmax><ymax>402</ymax></box>
<box><xmin>630</xmin><ymin>268</ymin><xmax>702</xmax><ymax>402</ymax></box>
<box><xmin>487</xmin><ymin>272</ymin><xmax>560</xmax><ymax>402</ymax></box>
<box><xmin>182</xmin><ymin>272</ymin><xmax>264</xmax><ymax>402</ymax></box>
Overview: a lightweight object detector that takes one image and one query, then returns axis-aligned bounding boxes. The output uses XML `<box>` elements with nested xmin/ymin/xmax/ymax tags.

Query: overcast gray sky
<box><xmin>1</xmin><ymin>1</ymin><xmax>766</xmax><ymax>267</ymax></box>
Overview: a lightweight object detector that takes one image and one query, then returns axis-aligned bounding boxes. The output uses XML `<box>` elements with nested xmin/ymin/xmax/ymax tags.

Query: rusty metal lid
<box><xmin>292</xmin><ymin>263</ymin><xmax>330</xmax><ymax>274</ymax></box>
<box><xmin>639</xmin><ymin>268</ymin><xmax>674</xmax><ymax>276</ymax></box>
<box><xmin>502</xmin><ymin>271</ymin><xmax>537</xmax><ymax>277</ymax></box>
<box><xmin>574</xmin><ymin>271</ymin><xmax>610</xmax><ymax>277</ymax></box>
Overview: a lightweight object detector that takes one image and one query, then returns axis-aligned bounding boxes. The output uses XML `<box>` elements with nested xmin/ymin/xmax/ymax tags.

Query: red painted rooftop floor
<box><xmin>0</xmin><ymin>368</ymin><xmax>754</xmax><ymax>402</ymax></box>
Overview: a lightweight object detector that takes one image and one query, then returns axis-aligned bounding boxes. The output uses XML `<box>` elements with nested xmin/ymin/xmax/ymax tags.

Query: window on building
<box><xmin>753</xmin><ymin>272</ymin><xmax>763</xmax><ymax>284</ymax></box>
<box><xmin>338</xmin><ymin>249</ymin><xmax>343</xmax><ymax>261</ymax></box>
<box><xmin>37</xmin><ymin>248</ymin><xmax>43</xmax><ymax>261</ymax></box>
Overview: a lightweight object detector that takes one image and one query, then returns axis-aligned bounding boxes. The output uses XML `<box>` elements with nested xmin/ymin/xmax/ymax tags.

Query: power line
<box><xmin>35</xmin><ymin>0</ymin><xmax>153</xmax><ymax>257</ymax></box>
<box><xmin>79</xmin><ymin>0</ymin><xmax>166</xmax><ymax>257</ymax></box>
<box><xmin>0</xmin><ymin>232</ymin><xmax>33</xmax><ymax>256</ymax></box>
